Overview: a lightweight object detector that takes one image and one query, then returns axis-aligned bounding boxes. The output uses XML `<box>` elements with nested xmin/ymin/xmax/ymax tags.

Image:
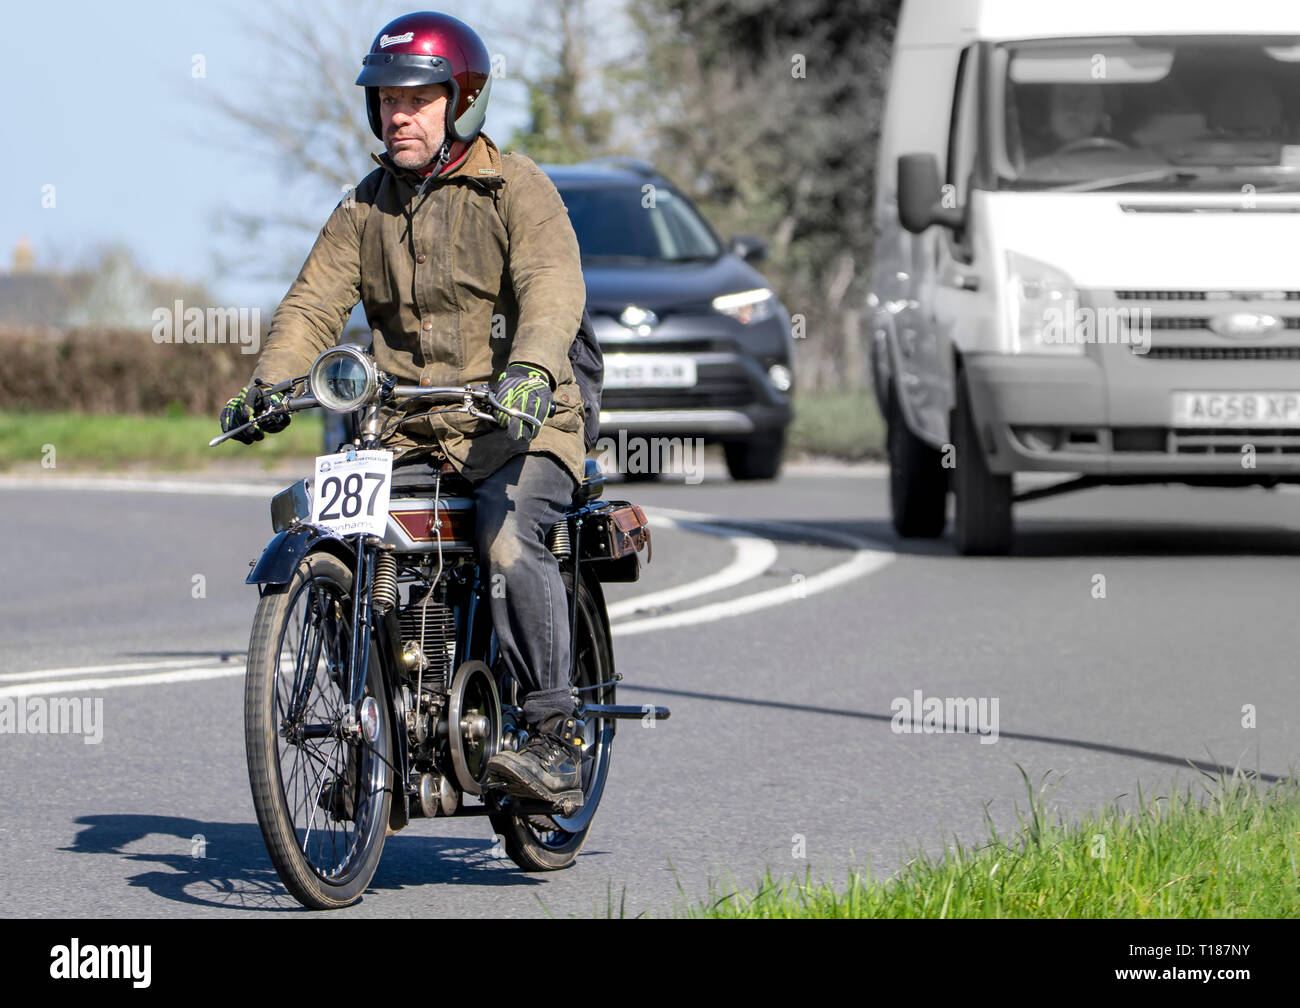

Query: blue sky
<box><xmin>0</xmin><ymin>0</ymin><xmax>537</xmax><ymax>311</ymax></box>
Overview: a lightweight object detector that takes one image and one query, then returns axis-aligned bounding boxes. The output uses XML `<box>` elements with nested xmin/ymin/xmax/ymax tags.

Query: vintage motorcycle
<box><xmin>212</xmin><ymin>345</ymin><xmax>668</xmax><ymax>910</ymax></box>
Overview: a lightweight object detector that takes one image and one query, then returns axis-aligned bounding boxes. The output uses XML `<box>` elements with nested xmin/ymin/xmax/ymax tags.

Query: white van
<box><xmin>870</xmin><ymin>0</ymin><xmax>1300</xmax><ymax>553</ymax></box>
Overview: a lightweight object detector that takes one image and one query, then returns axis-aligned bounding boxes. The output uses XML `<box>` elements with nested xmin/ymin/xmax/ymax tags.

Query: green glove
<box><xmin>491</xmin><ymin>364</ymin><xmax>552</xmax><ymax>442</ymax></box>
<box><xmin>220</xmin><ymin>385</ymin><xmax>291</xmax><ymax>445</ymax></box>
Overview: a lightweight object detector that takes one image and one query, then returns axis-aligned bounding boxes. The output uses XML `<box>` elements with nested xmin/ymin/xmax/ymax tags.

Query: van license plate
<box><xmin>1172</xmin><ymin>391</ymin><xmax>1300</xmax><ymax>427</ymax></box>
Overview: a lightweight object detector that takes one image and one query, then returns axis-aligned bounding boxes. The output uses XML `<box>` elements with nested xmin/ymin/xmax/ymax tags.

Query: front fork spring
<box><xmin>372</xmin><ymin>552</ymin><xmax>398</xmax><ymax>614</ymax></box>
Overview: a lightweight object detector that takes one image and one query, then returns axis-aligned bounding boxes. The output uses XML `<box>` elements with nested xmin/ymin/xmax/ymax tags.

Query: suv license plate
<box><xmin>603</xmin><ymin>354</ymin><xmax>697</xmax><ymax>389</ymax></box>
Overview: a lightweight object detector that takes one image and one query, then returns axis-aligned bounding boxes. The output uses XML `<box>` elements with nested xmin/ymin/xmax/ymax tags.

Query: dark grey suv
<box><xmin>542</xmin><ymin>158</ymin><xmax>795</xmax><ymax>480</ymax></box>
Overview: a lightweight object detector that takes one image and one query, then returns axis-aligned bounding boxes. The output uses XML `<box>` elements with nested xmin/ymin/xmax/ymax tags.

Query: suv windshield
<box><xmin>556</xmin><ymin>183</ymin><xmax>721</xmax><ymax>261</ymax></box>
<box><xmin>996</xmin><ymin>35</ymin><xmax>1300</xmax><ymax>192</ymax></box>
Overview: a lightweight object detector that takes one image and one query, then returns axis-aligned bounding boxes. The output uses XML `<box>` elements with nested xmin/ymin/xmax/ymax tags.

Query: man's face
<box><xmin>379</xmin><ymin>84</ymin><xmax>450</xmax><ymax>170</ymax></box>
<box><xmin>1049</xmin><ymin>85</ymin><xmax>1105</xmax><ymax>143</ymax></box>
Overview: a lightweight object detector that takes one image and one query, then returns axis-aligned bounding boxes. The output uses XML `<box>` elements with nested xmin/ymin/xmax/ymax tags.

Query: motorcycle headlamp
<box><xmin>309</xmin><ymin>346</ymin><xmax>378</xmax><ymax>412</ymax></box>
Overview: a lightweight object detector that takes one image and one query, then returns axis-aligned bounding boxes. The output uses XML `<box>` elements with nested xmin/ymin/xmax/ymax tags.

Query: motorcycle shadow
<box><xmin>63</xmin><ymin>813</ymin><xmax>569</xmax><ymax>912</ymax></box>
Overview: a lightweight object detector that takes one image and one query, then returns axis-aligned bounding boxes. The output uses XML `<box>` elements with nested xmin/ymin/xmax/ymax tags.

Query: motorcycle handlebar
<box><xmin>209</xmin><ymin>382</ymin><xmax>550</xmax><ymax>448</ymax></box>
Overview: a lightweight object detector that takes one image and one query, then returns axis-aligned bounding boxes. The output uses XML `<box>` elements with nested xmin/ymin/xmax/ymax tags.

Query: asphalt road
<box><xmin>1</xmin><ymin>462</ymin><xmax>1297</xmax><ymax>917</ymax></box>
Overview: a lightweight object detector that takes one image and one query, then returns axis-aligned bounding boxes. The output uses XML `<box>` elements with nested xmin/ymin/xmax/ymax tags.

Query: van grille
<box><xmin>1141</xmin><ymin>346</ymin><xmax>1300</xmax><ymax>361</ymax></box>
<box><xmin>1171</xmin><ymin>428</ymin><xmax>1300</xmax><ymax>454</ymax></box>
<box><xmin>1115</xmin><ymin>290</ymin><xmax>1300</xmax><ymax>301</ymax></box>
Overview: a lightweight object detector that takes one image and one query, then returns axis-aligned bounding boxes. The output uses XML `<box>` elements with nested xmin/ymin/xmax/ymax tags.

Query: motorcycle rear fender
<box><xmin>246</xmin><ymin>524</ymin><xmax>354</xmax><ymax>589</ymax></box>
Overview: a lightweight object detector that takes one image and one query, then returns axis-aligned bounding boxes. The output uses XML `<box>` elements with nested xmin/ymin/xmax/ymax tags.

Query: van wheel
<box><xmin>888</xmin><ymin>396</ymin><xmax>948</xmax><ymax>538</ymax></box>
<box><xmin>952</xmin><ymin>376</ymin><xmax>1013</xmax><ymax>556</ymax></box>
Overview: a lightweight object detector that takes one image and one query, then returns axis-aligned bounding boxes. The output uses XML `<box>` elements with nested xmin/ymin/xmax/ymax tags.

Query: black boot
<box><xmin>485</xmin><ymin>714</ymin><xmax>584</xmax><ymax>810</ymax></box>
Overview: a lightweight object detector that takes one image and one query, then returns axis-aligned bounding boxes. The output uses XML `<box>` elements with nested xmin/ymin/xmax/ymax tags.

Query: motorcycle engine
<box><xmin>398</xmin><ymin>587</ymin><xmax>456</xmax><ymax>695</ymax></box>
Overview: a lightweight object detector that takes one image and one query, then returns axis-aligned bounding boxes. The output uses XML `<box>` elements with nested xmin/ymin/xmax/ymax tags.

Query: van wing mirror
<box><xmin>897</xmin><ymin>153</ymin><xmax>964</xmax><ymax>234</ymax></box>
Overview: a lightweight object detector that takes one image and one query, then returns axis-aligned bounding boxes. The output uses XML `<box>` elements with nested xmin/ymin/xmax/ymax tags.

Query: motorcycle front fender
<box><xmin>246</xmin><ymin>524</ymin><xmax>354</xmax><ymax>588</ymax></box>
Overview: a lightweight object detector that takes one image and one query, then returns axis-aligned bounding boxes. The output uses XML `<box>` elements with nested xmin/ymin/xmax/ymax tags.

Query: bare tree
<box><xmin>624</xmin><ymin>0</ymin><xmax>901</xmax><ymax>392</ymax></box>
<box><xmin>203</xmin><ymin>0</ymin><xmax>393</xmax><ymax>283</ymax></box>
<box><xmin>204</xmin><ymin>0</ymin><xmax>630</xmax><ymax>286</ymax></box>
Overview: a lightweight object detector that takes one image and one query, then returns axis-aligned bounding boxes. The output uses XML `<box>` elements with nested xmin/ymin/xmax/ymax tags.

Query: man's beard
<box><xmin>387</xmin><ymin>132</ymin><xmax>446</xmax><ymax>171</ymax></box>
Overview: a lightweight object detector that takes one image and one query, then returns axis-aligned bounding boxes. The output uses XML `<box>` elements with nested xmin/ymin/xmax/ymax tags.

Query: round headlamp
<box><xmin>309</xmin><ymin>346</ymin><xmax>378</xmax><ymax>412</ymax></box>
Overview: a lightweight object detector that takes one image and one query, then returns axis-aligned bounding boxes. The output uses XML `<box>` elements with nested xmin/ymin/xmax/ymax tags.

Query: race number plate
<box><xmin>1171</xmin><ymin>391</ymin><xmax>1300</xmax><ymax>428</ymax></box>
<box><xmin>310</xmin><ymin>450</ymin><xmax>394</xmax><ymax>536</ymax></box>
<box><xmin>603</xmin><ymin>354</ymin><xmax>697</xmax><ymax>389</ymax></box>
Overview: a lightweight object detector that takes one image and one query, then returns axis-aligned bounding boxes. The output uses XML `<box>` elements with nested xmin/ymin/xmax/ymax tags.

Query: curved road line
<box><xmin>611</xmin><ymin>507</ymin><xmax>894</xmax><ymax>637</ymax></box>
<box><xmin>0</xmin><ymin>485</ymin><xmax>897</xmax><ymax>692</ymax></box>
<box><xmin>605</xmin><ymin>514</ymin><xmax>779</xmax><ymax>619</ymax></box>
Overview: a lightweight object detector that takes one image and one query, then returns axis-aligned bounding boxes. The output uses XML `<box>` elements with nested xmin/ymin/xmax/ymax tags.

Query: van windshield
<box><xmin>997</xmin><ymin>36</ymin><xmax>1300</xmax><ymax>192</ymax></box>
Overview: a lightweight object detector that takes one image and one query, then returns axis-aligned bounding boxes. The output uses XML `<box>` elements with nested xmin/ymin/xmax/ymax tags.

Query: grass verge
<box><xmin>4</xmin><ymin>395</ymin><xmax>885</xmax><ymax>470</ymax></box>
<box><xmin>680</xmin><ymin>767</ymin><xmax>1300</xmax><ymax>918</ymax></box>
<box><xmin>787</xmin><ymin>391</ymin><xmax>885</xmax><ymax>462</ymax></box>
<box><xmin>0</xmin><ymin>410</ymin><xmax>323</xmax><ymax>472</ymax></box>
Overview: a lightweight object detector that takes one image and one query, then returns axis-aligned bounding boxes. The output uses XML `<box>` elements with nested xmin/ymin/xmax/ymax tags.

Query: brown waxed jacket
<box><xmin>250</xmin><ymin>134</ymin><xmax>587</xmax><ymax>484</ymax></box>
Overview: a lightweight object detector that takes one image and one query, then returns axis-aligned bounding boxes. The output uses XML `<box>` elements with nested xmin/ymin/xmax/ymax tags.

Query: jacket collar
<box><xmin>372</xmin><ymin>133</ymin><xmax>503</xmax><ymax>191</ymax></box>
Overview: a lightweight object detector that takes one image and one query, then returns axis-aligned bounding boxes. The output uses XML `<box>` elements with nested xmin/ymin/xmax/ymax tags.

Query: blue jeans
<box><xmin>474</xmin><ymin>452</ymin><xmax>577</xmax><ymax>725</ymax></box>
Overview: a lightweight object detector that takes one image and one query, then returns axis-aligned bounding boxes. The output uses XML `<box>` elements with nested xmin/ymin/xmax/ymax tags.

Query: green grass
<box><xmin>0</xmin><ymin>410</ymin><xmax>323</xmax><ymax>471</ymax></box>
<box><xmin>679</xmin><ymin>767</ymin><xmax>1300</xmax><ymax>918</ymax></box>
<box><xmin>787</xmin><ymin>390</ymin><xmax>886</xmax><ymax>461</ymax></box>
<box><xmin>1</xmin><ymin>393</ymin><xmax>886</xmax><ymax>470</ymax></box>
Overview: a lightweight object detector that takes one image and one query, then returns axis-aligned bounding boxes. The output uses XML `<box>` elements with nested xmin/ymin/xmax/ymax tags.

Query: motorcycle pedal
<box><xmin>509</xmin><ymin>791</ymin><xmax>585</xmax><ymax>817</ymax></box>
<box><xmin>552</xmin><ymin>790</ymin><xmax>584</xmax><ymax>817</ymax></box>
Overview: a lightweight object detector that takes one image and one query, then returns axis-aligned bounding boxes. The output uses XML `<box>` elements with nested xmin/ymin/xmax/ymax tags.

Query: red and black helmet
<box><xmin>355</xmin><ymin>12</ymin><xmax>492</xmax><ymax>143</ymax></box>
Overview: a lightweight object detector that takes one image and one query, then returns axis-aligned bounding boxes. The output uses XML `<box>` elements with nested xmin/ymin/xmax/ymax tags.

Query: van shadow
<box><xmin>618</xmin><ymin>683</ymin><xmax>1289</xmax><ymax>785</ymax></box>
<box><xmin>62</xmin><ymin>813</ymin><xmax>577</xmax><ymax>912</ymax></box>
<box><xmin>768</xmin><ymin>516</ymin><xmax>1300</xmax><ymax>559</ymax></box>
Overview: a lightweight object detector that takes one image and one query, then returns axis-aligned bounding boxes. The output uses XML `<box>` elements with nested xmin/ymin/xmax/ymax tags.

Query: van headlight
<box><xmin>309</xmin><ymin>345</ymin><xmax>378</xmax><ymax>412</ymax></box>
<box><xmin>1005</xmin><ymin>252</ymin><xmax>1084</xmax><ymax>355</ymax></box>
<box><xmin>713</xmin><ymin>288</ymin><xmax>775</xmax><ymax>325</ymax></box>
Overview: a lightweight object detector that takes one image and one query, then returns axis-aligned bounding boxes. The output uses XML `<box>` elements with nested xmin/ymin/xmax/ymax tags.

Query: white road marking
<box><xmin>0</xmin><ymin>475</ymin><xmax>276</xmax><ymax>496</ymax></box>
<box><xmin>611</xmin><ymin>508</ymin><xmax>894</xmax><ymax>636</ymax></box>
<box><xmin>0</xmin><ymin>488</ymin><xmax>896</xmax><ymax>692</ymax></box>
<box><xmin>0</xmin><ymin>657</ymin><xmax>227</xmax><ymax>683</ymax></box>
<box><xmin>605</xmin><ymin>515</ymin><xmax>779</xmax><ymax>619</ymax></box>
<box><xmin>0</xmin><ymin>665</ymin><xmax>244</xmax><ymax>698</ymax></box>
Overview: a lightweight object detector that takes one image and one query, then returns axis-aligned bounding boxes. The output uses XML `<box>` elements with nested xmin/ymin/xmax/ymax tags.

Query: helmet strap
<box><xmin>432</xmin><ymin>137</ymin><xmax>452</xmax><ymax>173</ymax></box>
<box><xmin>417</xmin><ymin>139</ymin><xmax>454</xmax><ymax>196</ymax></box>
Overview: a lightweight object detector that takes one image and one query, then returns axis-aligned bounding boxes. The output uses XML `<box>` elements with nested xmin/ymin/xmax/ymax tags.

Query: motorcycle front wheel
<box><xmin>489</xmin><ymin>570</ymin><xmax>615</xmax><ymax>871</ymax></box>
<box><xmin>245</xmin><ymin>550</ymin><xmax>393</xmax><ymax>910</ymax></box>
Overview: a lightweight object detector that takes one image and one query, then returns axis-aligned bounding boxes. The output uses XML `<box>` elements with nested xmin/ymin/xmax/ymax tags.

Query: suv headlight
<box><xmin>713</xmin><ymin>288</ymin><xmax>775</xmax><ymax>325</ymax></box>
<box><xmin>1005</xmin><ymin>252</ymin><xmax>1085</xmax><ymax>355</ymax></box>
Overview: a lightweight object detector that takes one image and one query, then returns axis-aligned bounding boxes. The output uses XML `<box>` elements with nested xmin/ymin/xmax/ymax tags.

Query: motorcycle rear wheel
<box><xmin>489</xmin><ymin>571</ymin><xmax>615</xmax><ymax>871</ymax></box>
<box><xmin>245</xmin><ymin>551</ymin><xmax>393</xmax><ymax>910</ymax></box>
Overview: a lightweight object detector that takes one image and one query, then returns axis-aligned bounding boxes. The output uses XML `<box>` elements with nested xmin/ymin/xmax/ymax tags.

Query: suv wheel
<box><xmin>724</xmin><ymin>432</ymin><xmax>785</xmax><ymax>481</ymax></box>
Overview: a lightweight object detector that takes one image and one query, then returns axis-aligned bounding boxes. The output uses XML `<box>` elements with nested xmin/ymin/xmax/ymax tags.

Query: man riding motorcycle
<box><xmin>221</xmin><ymin>11</ymin><xmax>590</xmax><ymax>808</ymax></box>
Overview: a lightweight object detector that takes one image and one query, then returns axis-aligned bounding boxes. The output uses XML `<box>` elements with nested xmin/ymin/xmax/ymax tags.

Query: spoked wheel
<box><xmin>245</xmin><ymin>551</ymin><xmax>393</xmax><ymax>910</ymax></box>
<box><xmin>489</xmin><ymin>571</ymin><xmax>615</xmax><ymax>871</ymax></box>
